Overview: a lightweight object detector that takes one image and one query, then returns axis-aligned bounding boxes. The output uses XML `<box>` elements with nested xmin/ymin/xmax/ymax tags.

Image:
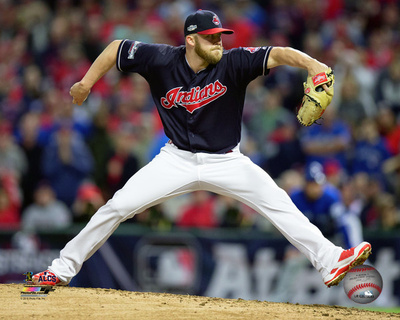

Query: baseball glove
<box><xmin>297</xmin><ymin>68</ymin><xmax>335</xmax><ymax>126</ymax></box>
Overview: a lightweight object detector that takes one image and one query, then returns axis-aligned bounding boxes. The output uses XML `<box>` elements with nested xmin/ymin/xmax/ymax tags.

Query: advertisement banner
<box><xmin>1</xmin><ymin>228</ymin><xmax>399</xmax><ymax>307</ymax></box>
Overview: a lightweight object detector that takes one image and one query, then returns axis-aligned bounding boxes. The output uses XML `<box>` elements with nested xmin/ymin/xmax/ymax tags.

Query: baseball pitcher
<box><xmin>33</xmin><ymin>10</ymin><xmax>371</xmax><ymax>288</ymax></box>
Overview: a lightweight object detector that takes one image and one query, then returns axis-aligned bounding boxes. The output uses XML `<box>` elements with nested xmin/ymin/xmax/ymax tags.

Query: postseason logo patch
<box><xmin>187</xmin><ymin>25</ymin><xmax>197</xmax><ymax>32</ymax></box>
<box><xmin>127</xmin><ymin>41</ymin><xmax>141</xmax><ymax>60</ymax></box>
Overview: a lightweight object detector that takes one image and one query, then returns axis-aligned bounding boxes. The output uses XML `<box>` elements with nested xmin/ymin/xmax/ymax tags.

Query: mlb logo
<box><xmin>135</xmin><ymin>235</ymin><xmax>201</xmax><ymax>294</ymax></box>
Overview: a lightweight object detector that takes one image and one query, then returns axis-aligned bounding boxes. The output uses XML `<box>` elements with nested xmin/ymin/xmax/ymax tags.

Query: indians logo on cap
<box><xmin>212</xmin><ymin>15</ymin><xmax>220</xmax><ymax>25</ymax></box>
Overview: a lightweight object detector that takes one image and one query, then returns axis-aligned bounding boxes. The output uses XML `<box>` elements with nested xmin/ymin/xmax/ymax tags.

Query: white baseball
<box><xmin>343</xmin><ymin>265</ymin><xmax>383</xmax><ymax>304</ymax></box>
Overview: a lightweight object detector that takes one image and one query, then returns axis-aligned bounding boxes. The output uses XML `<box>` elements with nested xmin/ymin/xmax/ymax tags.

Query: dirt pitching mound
<box><xmin>1</xmin><ymin>283</ymin><xmax>398</xmax><ymax>320</ymax></box>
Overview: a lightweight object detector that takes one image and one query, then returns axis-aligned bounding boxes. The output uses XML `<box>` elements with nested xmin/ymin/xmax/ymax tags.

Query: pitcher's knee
<box><xmin>105</xmin><ymin>197</ymin><xmax>141</xmax><ymax>220</ymax></box>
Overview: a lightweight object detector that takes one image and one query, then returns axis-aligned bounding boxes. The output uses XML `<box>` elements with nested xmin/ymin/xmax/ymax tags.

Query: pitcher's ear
<box><xmin>186</xmin><ymin>34</ymin><xmax>196</xmax><ymax>47</ymax></box>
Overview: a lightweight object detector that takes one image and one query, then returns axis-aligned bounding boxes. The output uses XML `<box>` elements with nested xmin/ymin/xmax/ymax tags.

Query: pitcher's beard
<box><xmin>194</xmin><ymin>41</ymin><xmax>223</xmax><ymax>65</ymax></box>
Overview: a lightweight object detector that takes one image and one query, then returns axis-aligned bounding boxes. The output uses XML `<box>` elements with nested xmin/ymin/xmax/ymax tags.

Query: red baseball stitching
<box><xmin>347</xmin><ymin>283</ymin><xmax>382</xmax><ymax>299</ymax></box>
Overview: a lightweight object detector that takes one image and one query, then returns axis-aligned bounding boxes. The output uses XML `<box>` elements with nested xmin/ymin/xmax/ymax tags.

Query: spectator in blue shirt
<box><xmin>290</xmin><ymin>162</ymin><xmax>362</xmax><ymax>248</ymax></box>
<box><xmin>271</xmin><ymin>162</ymin><xmax>363</xmax><ymax>302</ymax></box>
<box><xmin>41</xmin><ymin>122</ymin><xmax>93</xmax><ymax>207</ymax></box>
<box><xmin>351</xmin><ymin>117</ymin><xmax>391</xmax><ymax>181</ymax></box>
<box><xmin>300</xmin><ymin>107</ymin><xmax>351</xmax><ymax>173</ymax></box>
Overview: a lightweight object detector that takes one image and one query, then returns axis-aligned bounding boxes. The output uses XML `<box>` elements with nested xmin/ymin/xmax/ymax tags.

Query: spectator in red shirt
<box><xmin>176</xmin><ymin>191</ymin><xmax>218</xmax><ymax>229</ymax></box>
<box><xmin>0</xmin><ymin>172</ymin><xmax>21</xmax><ymax>229</ymax></box>
<box><xmin>376</xmin><ymin>107</ymin><xmax>400</xmax><ymax>156</ymax></box>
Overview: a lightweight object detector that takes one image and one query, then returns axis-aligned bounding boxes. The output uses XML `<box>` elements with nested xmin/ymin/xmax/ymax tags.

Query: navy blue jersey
<box><xmin>117</xmin><ymin>40</ymin><xmax>272</xmax><ymax>153</ymax></box>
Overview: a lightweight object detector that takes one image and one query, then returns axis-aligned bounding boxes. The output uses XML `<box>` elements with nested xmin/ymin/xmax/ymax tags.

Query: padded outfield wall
<box><xmin>1</xmin><ymin>225</ymin><xmax>399</xmax><ymax>308</ymax></box>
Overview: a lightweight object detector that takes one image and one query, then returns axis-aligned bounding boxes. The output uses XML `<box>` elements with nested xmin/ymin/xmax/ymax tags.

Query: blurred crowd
<box><xmin>0</xmin><ymin>0</ymin><xmax>399</xmax><ymax>236</ymax></box>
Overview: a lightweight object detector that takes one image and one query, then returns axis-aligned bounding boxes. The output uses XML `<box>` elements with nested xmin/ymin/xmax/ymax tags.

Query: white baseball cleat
<box><xmin>324</xmin><ymin>242</ymin><xmax>372</xmax><ymax>288</ymax></box>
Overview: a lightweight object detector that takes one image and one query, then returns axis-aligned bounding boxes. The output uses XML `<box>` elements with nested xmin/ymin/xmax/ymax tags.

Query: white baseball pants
<box><xmin>49</xmin><ymin>142</ymin><xmax>342</xmax><ymax>283</ymax></box>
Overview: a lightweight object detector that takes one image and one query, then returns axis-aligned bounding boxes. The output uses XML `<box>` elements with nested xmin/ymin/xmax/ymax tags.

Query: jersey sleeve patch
<box><xmin>117</xmin><ymin>40</ymin><xmax>149</xmax><ymax>74</ymax></box>
<box><xmin>229</xmin><ymin>46</ymin><xmax>272</xmax><ymax>83</ymax></box>
<box><xmin>117</xmin><ymin>41</ymin><xmax>178</xmax><ymax>75</ymax></box>
<box><xmin>127</xmin><ymin>41</ymin><xmax>141</xmax><ymax>60</ymax></box>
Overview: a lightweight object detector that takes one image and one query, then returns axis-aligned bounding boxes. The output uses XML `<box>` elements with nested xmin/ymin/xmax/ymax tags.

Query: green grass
<box><xmin>359</xmin><ymin>307</ymin><xmax>400</xmax><ymax>313</ymax></box>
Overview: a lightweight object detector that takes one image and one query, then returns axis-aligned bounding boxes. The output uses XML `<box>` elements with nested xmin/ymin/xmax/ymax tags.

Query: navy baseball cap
<box><xmin>305</xmin><ymin>162</ymin><xmax>326</xmax><ymax>184</ymax></box>
<box><xmin>184</xmin><ymin>10</ymin><xmax>234</xmax><ymax>36</ymax></box>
